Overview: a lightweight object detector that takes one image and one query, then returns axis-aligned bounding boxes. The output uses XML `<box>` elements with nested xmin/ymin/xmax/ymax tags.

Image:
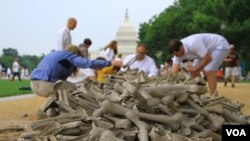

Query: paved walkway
<box><xmin>0</xmin><ymin>94</ymin><xmax>35</xmax><ymax>102</ymax></box>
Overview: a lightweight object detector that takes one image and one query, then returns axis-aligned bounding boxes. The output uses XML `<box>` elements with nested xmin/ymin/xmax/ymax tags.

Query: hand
<box><xmin>185</xmin><ymin>64</ymin><xmax>196</xmax><ymax>72</ymax></box>
<box><xmin>111</xmin><ymin>59</ymin><xmax>123</xmax><ymax>67</ymax></box>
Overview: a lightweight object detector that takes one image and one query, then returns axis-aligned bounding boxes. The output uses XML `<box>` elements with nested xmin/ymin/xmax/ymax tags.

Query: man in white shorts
<box><xmin>224</xmin><ymin>45</ymin><xmax>239</xmax><ymax>87</ymax></box>
<box><xmin>168</xmin><ymin>33</ymin><xmax>230</xmax><ymax>96</ymax></box>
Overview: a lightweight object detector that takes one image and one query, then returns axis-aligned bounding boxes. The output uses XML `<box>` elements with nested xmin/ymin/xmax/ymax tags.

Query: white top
<box><xmin>121</xmin><ymin>54</ymin><xmax>159</xmax><ymax>77</ymax></box>
<box><xmin>25</xmin><ymin>69</ymin><xmax>29</xmax><ymax>76</ymax></box>
<box><xmin>67</xmin><ymin>68</ymin><xmax>96</xmax><ymax>83</ymax></box>
<box><xmin>7</xmin><ymin>68</ymin><xmax>11</xmax><ymax>75</ymax></box>
<box><xmin>173</xmin><ymin>33</ymin><xmax>230</xmax><ymax>64</ymax></box>
<box><xmin>56</xmin><ymin>27</ymin><xmax>71</xmax><ymax>51</ymax></box>
<box><xmin>21</xmin><ymin>68</ymin><xmax>25</xmax><ymax>77</ymax></box>
<box><xmin>12</xmin><ymin>61</ymin><xmax>19</xmax><ymax>72</ymax></box>
<box><xmin>100</xmin><ymin>48</ymin><xmax>115</xmax><ymax>61</ymax></box>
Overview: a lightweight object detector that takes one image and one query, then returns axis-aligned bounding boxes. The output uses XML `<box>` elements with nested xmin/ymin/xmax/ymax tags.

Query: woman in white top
<box><xmin>100</xmin><ymin>40</ymin><xmax>118</xmax><ymax>61</ymax></box>
<box><xmin>168</xmin><ymin>33</ymin><xmax>230</xmax><ymax>96</ymax></box>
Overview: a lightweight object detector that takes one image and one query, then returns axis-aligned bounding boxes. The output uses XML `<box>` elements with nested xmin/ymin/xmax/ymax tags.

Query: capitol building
<box><xmin>90</xmin><ymin>10</ymin><xmax>138</xmax><ymax>59</ymax></box>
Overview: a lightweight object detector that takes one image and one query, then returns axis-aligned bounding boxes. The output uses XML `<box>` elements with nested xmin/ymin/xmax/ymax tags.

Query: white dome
<box><xmin>116</xmin><ymin>12</ymin><xmax>138</xmax><ymax>41</ymax></box>
<box><xmin>116</xmin><ymin>10</ymin><xmax>138</xmax><ymax>59</ymax></box>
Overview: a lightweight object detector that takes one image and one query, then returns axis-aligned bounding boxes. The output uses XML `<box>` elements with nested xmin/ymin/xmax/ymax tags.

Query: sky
<box><xmin>0</xmin><ymin>0</ymin><xmax>175</xmax><ymax>56</ymax></box>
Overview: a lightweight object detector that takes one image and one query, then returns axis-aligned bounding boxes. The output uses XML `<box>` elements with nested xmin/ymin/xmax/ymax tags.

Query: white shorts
<box><xmin>193</xmin><ymin>49</ymin><xmax>229</xmax><ymax>71</ymax></box>
<box><xmin>225</xmin><ymin>67</ymin><xmax>239</xmax><ymax>78</ymax></box>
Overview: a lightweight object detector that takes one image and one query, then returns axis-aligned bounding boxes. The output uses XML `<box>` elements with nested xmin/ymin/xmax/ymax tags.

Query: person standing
<box><xmin>11</xmin><ymin>58</ymin><xmax>22</xmax><ymax>81</ymax></box>
<box><xmin>224</xmin><ymin>45</ymin><xmax>240</xmax><ymax>87</ymax></box>
<box><xmin>121</xmin><ymin>44</ymin><xmax>159</xmax><ymax>77</ymax></box>
<box><xmin>100</xmin><ymin>40</ymin><xmax>118</xmax><ymax>61</ymax></box>
<box><xmin>79</xmin><ymin>38</ymin><xmax>92</xmax><ymax>58</ymax></box>
<box><xmin>6</xmin><ymin>67</ymin><xmax>11</xmax><ymax>80</ymax></box>
<box><xmin>56</xmin><ymin>17</ymin><xmax>77</xmax><ymax>51</ymax></box>
<box><xmin>168</xmin><ymin>33</ymin><xmax>230</xmax><ymax>96</ymax></box>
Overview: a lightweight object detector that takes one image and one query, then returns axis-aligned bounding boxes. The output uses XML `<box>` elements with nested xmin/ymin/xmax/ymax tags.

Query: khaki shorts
<box><xmin>30</xmin><ymin>80</ymin><xmax>57</xmax><ymax>98</ymax></box>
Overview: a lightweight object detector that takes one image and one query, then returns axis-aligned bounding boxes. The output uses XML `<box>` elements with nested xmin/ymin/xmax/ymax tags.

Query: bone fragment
<box><xmin>99</xmin><ymin>130</ymin><xmax>124</xmax><ymax>141</ymax></box>
<box><xmin>126</xmin><ymin>111</ymin><xmax>148</xmax><ymax>141</ymax></box>
<box><xmin>97</xmin><ymin>100</ymin><xmax>183</xmax><ymax>130</ymax></box>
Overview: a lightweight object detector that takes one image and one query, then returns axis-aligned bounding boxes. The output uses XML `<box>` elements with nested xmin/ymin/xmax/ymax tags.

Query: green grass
<box><xmin>0</xmin><ymin>79</ymin><xmax>32</xmax><ymax>97</ymax></box>
<box><xmin>240</xmin><ymin>80</ymin><xmax>250</xmax><ymax>83</ymax></box>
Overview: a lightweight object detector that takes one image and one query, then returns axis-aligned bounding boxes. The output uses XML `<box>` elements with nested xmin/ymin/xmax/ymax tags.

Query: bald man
<box><xmin>121</xmin><ymin>45</ymin><xmax>159</xmax><ymax>77</ymax></box>
<box><xmin>56</xmin><ymin>17</ymin><xmax>77</xmax><ymax>51</ymax></box>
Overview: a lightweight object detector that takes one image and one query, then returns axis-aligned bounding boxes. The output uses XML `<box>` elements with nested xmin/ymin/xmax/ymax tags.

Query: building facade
<box><xmin>90</xmin><ymin>10</ymin><xmax>138</xmax><ymax>59</ymax></box>
<box><xmin>116</xmin><ymin>10</ymin><xmax>138</xmax><ymax>59</ymax></box>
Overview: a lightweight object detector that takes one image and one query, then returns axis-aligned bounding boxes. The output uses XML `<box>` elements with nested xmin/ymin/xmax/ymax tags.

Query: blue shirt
<box><xmin>31</xmin><ymin>51</ymin><xmax>111</xmax><ymax>82</ymax></box>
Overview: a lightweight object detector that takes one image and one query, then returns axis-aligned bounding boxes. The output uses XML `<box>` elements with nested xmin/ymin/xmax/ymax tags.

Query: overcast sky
<box><xmin>0</xmin><ymin>0</ymin><xmax>175</xmax><ymax>56</ymax></box>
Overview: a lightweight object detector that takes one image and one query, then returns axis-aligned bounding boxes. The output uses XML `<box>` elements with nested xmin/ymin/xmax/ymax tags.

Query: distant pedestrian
<box><xmin>6</xmin><ymin>67</ymin><xmax>11</xmax><ymax>80</ymax></box>
<box><xmin>11</xmin><ymin>58</ymin><xmax>22</xmax><ymax>81</ymax></box>
<box><xmin>25</xmin><ymin>67</ymin><xmax>29</xmax><ymax>78</ymax></box>
<box><xmin>224</xmin><ymin>44</ymin><xmax>240</xmax><ymax>87</ymax></box>
<box><xmin>56</xmin><ymin>17</ymin><xmax>77</xmax><ymax>51</ymax></box>
<box><xmin>79</xmin><ymin>38</ymin><xmax>92</xmax><ymax>58</ymax></box>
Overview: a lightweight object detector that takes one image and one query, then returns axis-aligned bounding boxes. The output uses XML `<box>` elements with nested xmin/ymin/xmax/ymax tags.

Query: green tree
<box><xmin>2</xmin><ymin>48</ymin><xmax>18</xmax><ymax>57</ymax></box>
<box><xmin>20</xmin><ymin>55</ymin><xmax>42</xmax><ymax>71</ymax></box>
<box><xmin>0</xmin><ymin>48</ymin><xmax>19</xmax><ymax>68</ymax></box>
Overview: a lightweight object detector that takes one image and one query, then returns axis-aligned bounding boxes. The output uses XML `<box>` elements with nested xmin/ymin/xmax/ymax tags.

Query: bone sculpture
<box><xmin>222</xmin><ymin>108</ymin><xmax>247</xmax><ymax>124</ymax></box>
<box><xmin>145</xmin><ymin>84</ymin><xmax>207</xmax><ymax>97</ymax></box>
<box><xmin>193</xmin><ymin>129</ymin><xmax>221</xmax><ymax>141</ymax></box>
<box><xmin>15</xmin><ymin>69</ymin><xmax>250</xmax><ymax>141</ymax></box>
<box><xmin>178</xmin><ymin>117</ymin><xmax>196</xmax><ymax>136</ymax></box>
<box><xmin>149</xmin><ymin>125</ymin><xmax>171</xmax><ymax>141</ymax></box>
<box><xmin>99</xmin><ymin>130</ymin><xmax>124</xmax><ymax>141</ymax></box>
<box><xmin>126</xmin><ymin>110</ymin><xmax>148</xmax><ymax>141</ymax></box>
<box><xmin>186</xmin><ymin>99</ymin><xmax>224</xmax><ymax>131</ymax></box>
<box><xmin>94</xmin><ymin>100</ymin><xmax>183</xmax><ymax>130</ymax></box>
<box><xmin>124</xmin><ymin>82</ymin><xmax>178</xmax><ymax>112</ymax></box>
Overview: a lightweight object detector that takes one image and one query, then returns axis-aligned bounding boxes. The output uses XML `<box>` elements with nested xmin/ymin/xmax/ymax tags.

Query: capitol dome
<box><xmin>116</xmin><ymin>9</ymin><xmax>138</xmax><ymax>58</ymax></box>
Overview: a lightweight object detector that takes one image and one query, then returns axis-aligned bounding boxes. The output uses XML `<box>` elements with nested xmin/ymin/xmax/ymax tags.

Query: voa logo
<box><xmin>226</xmin><ymin>129</ymin><xmax>246</xmax><ymax>136</ymax></box>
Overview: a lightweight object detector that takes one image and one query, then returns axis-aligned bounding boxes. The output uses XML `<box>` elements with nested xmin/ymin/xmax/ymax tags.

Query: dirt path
<box><xmin>217</xmin><ymin>82</ymin><xmax>250</xmax><ymax>115</ymax></box>
<box><xmin>0</xmin><ymin>82</ymin><xmax>249</xmax><ymax>140</ymax></box>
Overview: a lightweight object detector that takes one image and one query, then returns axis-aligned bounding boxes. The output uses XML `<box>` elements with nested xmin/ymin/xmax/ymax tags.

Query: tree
<box><xmin>20</xmin><ymin>55</ymin><xmax>42</xmax><ymax>72</ymax></box>
<box><xmin>2</xmin><ymin>48</ymin><xmax>18</xmax><ymax>57</ymax></box>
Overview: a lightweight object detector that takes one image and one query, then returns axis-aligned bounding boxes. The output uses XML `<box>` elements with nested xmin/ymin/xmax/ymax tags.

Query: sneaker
<box><xmin>211</xmin><ymin>91</ymin><xmax>219</xmax><ymax>97</ymax></box>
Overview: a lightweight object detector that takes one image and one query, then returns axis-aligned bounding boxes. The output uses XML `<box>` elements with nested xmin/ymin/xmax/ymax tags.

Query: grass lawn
<box><xmin>0</xmin><ymin>79</ymin><xmax>32</xmax><ymax>97</ymax></box>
